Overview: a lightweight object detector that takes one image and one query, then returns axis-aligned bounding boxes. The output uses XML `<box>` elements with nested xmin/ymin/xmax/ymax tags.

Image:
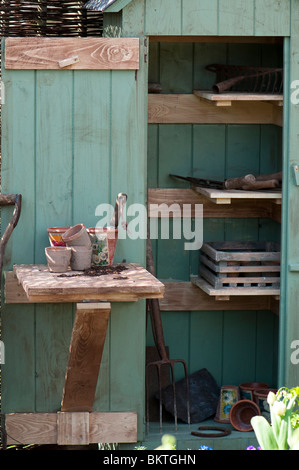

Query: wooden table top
<box><xmin>12</xmin><ymin>263</ymin><xmax>165</xmax><ymax>303</ymax></box>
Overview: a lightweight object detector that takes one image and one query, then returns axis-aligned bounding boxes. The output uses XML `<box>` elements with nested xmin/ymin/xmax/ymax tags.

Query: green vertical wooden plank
<box><xmin>1</xmin><ymin>64</ymin><xmax>36</xmax><ymax>413</ymax></box>
<box><xmin>1</xmin><ymin>305</ymin><xmax>36</xmax><ymax>413</ymax></box>
<box><xmin>159</xmin><ymin>42</ymin><xmax>193</xmax><ymax>93</ymax></box>
<box><xmin>110</xmin><ymin>69</ymin><xmax>146</xmax><ymax>265</ymax></box>
<box><xmin>190</xmin><ymin>311</ymin><xmax>223</xmax><ymax>385</ymax></box>
<box><xmin>158</xmin><ymin>125</ymin><xmax>192</xmax><ymax>188</ymax></box>
<box><xmin>219</xmin><ymin>0</ymin><xmax>255</xmax><ymax>36</ymax></box>
<box><xmin>161</xmin><ymin>311</ymin><xmax>190</xmax><ymax>381</ymax></box>
<box><xmin>35</xmin><ymin>304</ymin><xmax>73</xmax><ymax>412</ymax></box>
<box><xmin>261</xmin><ymin>43</ymin><xmax>283</xmax><ymax>68</ymax></box>
<box><xmin>226</xmin><ymin>125</ymin><xmax>261</xmax><ymax>178</ymax></box>
<box><xmin>193</xmin><ymin>43</ymin><xmax>227</xmax><ymax>91</ymax></box>
<box><xmin>156</xmin><ymin>225</ymin><xmax>190</xmax><ymax>280</ymax></box>
<box><xmin>148</xmin><ymin>41</ymin><xmax>160</xmax><ymax>84</ymax></box>
<box><xmin>110</xmin><ymin>301</ymin><xmax>146</xmax><ymax>439</ymax></box>
<box><xmin>259</xmin><ymin>125</ymin><xmax>282</xmax><ymax>175</ymax></box>
<box><xmin>255</xmin><ymin>311</ymin><xmax>279</xmax><ymax>387</ymax></box>
<box><xmin>145</xmin><ymin>0</ymin><xmax>181</xmax><ymax>35</ymax></box>
<box><xmin>182</xmin><ymin>0</ymin><xmax>218</xmax><ymax>35</ymax></box>
<box><xmin>192</xmin><ymin>125</ymin><xmax>226</xmax><ymax>181</ymax></box>
<box><xmin>1</xmin><ymin>69</ymin><xmax>36</xmax><ymax>265</ymax></box>
<box><xmin>279</xmin><ymin>10</ymin><xmax>299</xmax><ymax>387</ymax></box>
<box><xmin>73</xmin><ymin>70</ymin><xmax>111</xmax><ymax>227</ymax></box>
<box><xmin>227</xmin><ymin>43</ymin><xmax>261</xmax><ymax>66</ymax></box>
<box><xmin>222</xmin><ymin>311</ymin><xmax>257</xmax><ymax>384</ymax></box>
<box><xmin>254</xmin><ymin>0</ymin><xmax>291</xmax><ymax>37</ymax></box>
<box><xmin>34</xmin><ymin>70</ymin><xmax>75</xmax><ymax>411</ymax></box>
<box><xmin>35</xmin><ymin>70</ymin><xmax>73</xmax><ymax>262</ymax></box>
<box><xmin>122</xmin><ymin>0</ymin><xmax>145</xmax><ymax>36</ymax></box>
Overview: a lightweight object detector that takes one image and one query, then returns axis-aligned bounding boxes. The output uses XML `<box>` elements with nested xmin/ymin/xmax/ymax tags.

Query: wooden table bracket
<box><xmin>5</xmin><ymin>411</ymin><xmax>138</xmax><ymax>446</ymax></box>
<box><xmin>61</xmin><ymin>302</ymin><xmax>111</xmax><ymax>412</ymax></box>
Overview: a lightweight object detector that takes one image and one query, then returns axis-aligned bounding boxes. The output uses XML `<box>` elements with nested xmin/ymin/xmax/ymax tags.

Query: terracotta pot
<box><xmin>253</xmin><ymin>388</ymin><xmax>278</xmax><ymax>422</ymax></box>
<box><xmin>239</xmin><ymin>382</ymin><xmax>269</xmax><ymax>401</ymax></box>
<box><xmin>87</xmin><ymin>226</ymin><xmax>118</xmax><ymax>266</ymax></box>
<box><xmin>229</xmin><ymin>399</ymin><xmax>261</xmax><ymax>432</ymax></box>
<box><xmin>62</xmin><ymin>224</ymin><xmax>91</xmax><ymax>247</ymax></box>
<box><xmin>47</xmin><ymin>226</ymin><xmax>70</xmax><ymax>247</ymax></box>
<box><xmin>70</xmin><ymin>246</ymin><xmax>92</xmax><ymax>271</ymax></box>
<box><xmin>214</xmin><ymin>385</ymin><xmax>240</xmax><ymax>424</ymax></box>
<box><xmin>45</xmin><ymin>246</ymin><xmax>72</xmax><ymax>273</ymax></box>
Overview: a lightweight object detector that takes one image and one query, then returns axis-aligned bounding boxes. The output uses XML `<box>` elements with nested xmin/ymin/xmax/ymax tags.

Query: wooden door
<box><xmin>1</xmin><ymin>36</ymin><xmax>147</xmax><ymax>442</ymax></box>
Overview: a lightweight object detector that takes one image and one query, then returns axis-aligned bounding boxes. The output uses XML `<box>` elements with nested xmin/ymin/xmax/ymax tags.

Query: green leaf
<box><xmin>251</xmin><ymin>416</ymin><xmax>279</xmax><ymax>450</ymax></box>
<box><xmin>289</xmin><ymin>427</ymin><xmax>299</xmax><ymax>450</ymax></box>
<box><xmin>277</xmin><ymin>418</ymin><xmax>289</xmax><ymax>450</ymax></box>
<box><xmin>270</xmin><ymin>405</ymin><xmax>282</xmax><ymax>440</ymax></box>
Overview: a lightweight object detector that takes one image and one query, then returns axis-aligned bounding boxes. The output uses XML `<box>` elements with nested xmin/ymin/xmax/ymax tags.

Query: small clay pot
<box><xmin>230</xmin><ymin>399</ymin><xmax>261</xmax><ymax>432</ymax></box>
<box><xmin>45</xmin><ymin>246</ymin><xmax>72</xmax><ymax>273</ymax></box>
<box><xmin>70</xmin><ymin>246</ymin><xmax>92</xmax><ymax>271</ymax></box>
<box><xmin>239</xmin><ymin>382</ymin><xmax>269</xmax><ymax>401</ymax></box>
<box><xmin>62</xmin><ymin>224</ymin><xmax>91</xmax><ymax>247</ymax></box>
<box><xmin>47</xmin><ymin>226</ymin><xmax>70</xmax><ymax>247</ymax></box>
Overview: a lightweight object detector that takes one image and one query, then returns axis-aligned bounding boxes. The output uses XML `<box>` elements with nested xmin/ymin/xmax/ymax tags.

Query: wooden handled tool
<box><xmin>224</xmin><ymin>174</ymin><xmax>255</xmax><ymax>190</ymax></box>
<box><xmin>170</xmin><ymin>173</ymin><xmax>258</xmax><ymax>190</ymax></box>
<box><xmin>242</xmin><ymin>179</ymin><xmax>280</xmax><ymax>190</ymax></box>
<box><xmin>256</xmin><ymin>171</ymin><xmax>282</xmax><ymax>182</ymax></box>
<box><xmin>170</xmin><ymin>171</ymin><xmax>282</xmax><ymax>191</ymax></box>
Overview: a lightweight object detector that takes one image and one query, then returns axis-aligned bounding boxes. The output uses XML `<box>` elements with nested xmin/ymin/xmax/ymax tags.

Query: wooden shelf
<box><xmin>194</xmin><ymin>187</ymin><xmax>282</xmax><ymax>205</ymax></box>
<box><xmin>147</xmin><ymin>188</ymin><xmax>281</xmax><ymax>222</ymax></box>
<box><xmin>148</xmin><ymin>94</ymin><xmax>283</xmax><ymax>126</ymax></box>
<box><xmin>193</xmin><ymin>90</ymin><xmax>283</xmax><ymax>107</ymax></box>
<box><xmin>191</xmin><ymin>275</ymin><xmax>280</xmax><ymax>301</ymax></box>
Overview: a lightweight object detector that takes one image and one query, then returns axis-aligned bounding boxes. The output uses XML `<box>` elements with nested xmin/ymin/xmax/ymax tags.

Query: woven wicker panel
<box><xmin>0</xmin><ymin>1</ymin><xmax>103</xmax><ymax>37</ymax></box>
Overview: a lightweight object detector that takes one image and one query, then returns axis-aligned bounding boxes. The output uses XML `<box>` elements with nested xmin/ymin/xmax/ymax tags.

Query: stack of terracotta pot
<box><xmin>45</xmin><ymin>224</ymin><xmax>92</xmax><ymax>272</ymax></box>
<box><xmin>214</xmin><ymin>382</ymin><xmax>277</xmax><ymax>432</ymax></box>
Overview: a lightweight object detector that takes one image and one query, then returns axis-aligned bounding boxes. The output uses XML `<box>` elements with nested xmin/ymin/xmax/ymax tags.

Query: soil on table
<box><xmin>58</xmin><ymin>264</ymin><xmax>128</xmax><ymax>279</ymax></box>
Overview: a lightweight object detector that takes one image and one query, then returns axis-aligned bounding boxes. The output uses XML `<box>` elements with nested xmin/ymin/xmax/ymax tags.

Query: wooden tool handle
<box><xmin>242</xmin><ymin>179</ymin><xmax>280</xmax><ymax>190</ymax></box>
<box><xmin>224</xmin><ymin>174</ymin><xmax>255</xmax><ymax>190</ymax></box>
<box><xmin>256</xmin><ymin>171</ymin><xmax>282</xmax><ymax>182</ymax></box>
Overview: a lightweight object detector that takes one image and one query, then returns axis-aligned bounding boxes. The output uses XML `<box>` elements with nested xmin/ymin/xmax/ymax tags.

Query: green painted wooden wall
<box><xmin>146</xmin><ymin>40</ymin><xmax>282</xmax><ymax>388</ymax></box>
<box><xmin>0</xmin><ymin>40</ymin><xmax>148</xmax><ymax>439</ymax></box>
<box><xmin>118</xmin><ymin>0</ymin><xmax>291</xmax><ymax>37</ymax></box>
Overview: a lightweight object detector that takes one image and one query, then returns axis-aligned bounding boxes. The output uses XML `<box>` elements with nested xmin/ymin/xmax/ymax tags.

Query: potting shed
<box><xmin>1</xmin><ymin>0</ymin><xmax>299</xmax><ymax>450</ymax></box>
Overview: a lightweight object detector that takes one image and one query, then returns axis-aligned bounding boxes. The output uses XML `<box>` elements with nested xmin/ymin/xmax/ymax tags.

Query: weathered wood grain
<box><xmin>57</xmin><ymin>412</ymin><xmax>89</xmax><ymax>445</ymax></box>
<box><xmin>61</xmin><ymin>303</ymin><xmax>111</xmax><ymax>412</ymax></box>
<box><xmin>158</xmin><ymin>281</ymin><xmax>277</xmax><ymax>312</ymax></box>
<box><xmin>5</xmin><ymin>411</ymin><xmax>137</xmax><ymax>445</ymax></box>
<box><xmin>148</xmin><ymin>188</ymin><xmax>277</xmax><ymax>220</ymax></box>
<box><xmin>148</xmin><ymin>94</ymin><xmax>282</xmax><ymax>126</ymax></box>
<box><xmin>5</xmin><ymin>37</ymin><xmax>139</xmax><ymax>70</ymax></box>
<box><xmin>12</xmin><ymin>263</ymin><xmax>165</xmax><ymax>303</ymax></box>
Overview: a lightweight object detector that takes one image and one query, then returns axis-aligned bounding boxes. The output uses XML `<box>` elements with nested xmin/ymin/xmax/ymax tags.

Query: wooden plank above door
<box><xmin>4</xmin><ymin>37</ymin><xmax>139</xmax><ymax>70</ymax></box>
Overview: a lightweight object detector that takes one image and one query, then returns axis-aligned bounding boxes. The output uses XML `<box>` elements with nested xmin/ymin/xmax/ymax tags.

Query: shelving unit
<box><xmin>191</xmin><ymin>275</ymin><xmax>280</xmax><ymax>301</ymax></box>
<box><xmin>148</xmin><ymin>90</ymin><xmax>282</xmax><ymax>306</ymax></box>
<box><xmin>193</xmin><ymin>90</ymin><xmax>283</xmax><ymax>107</ymax></box>
<box><xmin>194</xmin><ymin>187</ymin><xmax>282</xmax><ymax>205</ymax></box>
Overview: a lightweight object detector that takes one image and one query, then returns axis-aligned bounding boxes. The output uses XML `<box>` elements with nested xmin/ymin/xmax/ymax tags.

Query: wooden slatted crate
<box><xmin>199</xmin><ymin>241</ymin><xmax>280</xmax><ymax>290</ymax></box>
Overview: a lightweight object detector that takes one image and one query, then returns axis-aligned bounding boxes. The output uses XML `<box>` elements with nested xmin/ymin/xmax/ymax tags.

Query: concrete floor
<box><xmin>120</xmin><ymin>418</ymin><xmax>260</xmax><ymax>451</ymax></box>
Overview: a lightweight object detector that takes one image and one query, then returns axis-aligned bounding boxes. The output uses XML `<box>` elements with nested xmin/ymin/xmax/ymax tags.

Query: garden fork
<box><xmin>146</xmin><ymin>236</ymin><xmax>190</xmax><ymax>433</ymax></box>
